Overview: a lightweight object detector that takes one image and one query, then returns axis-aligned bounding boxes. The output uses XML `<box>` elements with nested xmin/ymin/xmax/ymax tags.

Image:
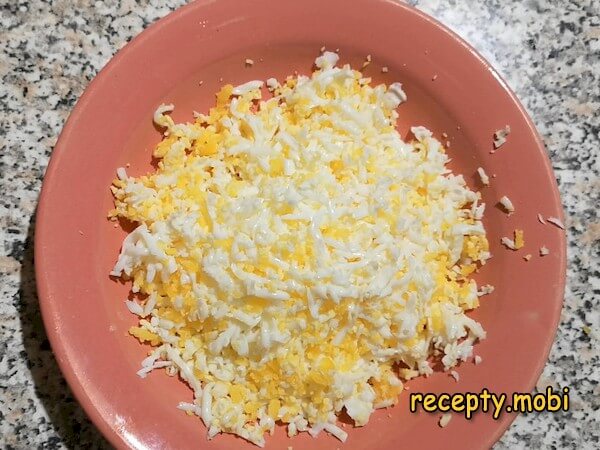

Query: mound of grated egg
<box><xmin>109</xmin><ymin>51</ymin><xmax>490</xmax><ymax>447</ymax></box>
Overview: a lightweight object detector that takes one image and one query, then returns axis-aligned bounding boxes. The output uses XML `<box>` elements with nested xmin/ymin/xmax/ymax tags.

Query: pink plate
<box><xmin>36</xmin><ymin>0</ymin><xmax>566</xmax><ymax>448</ymax></box>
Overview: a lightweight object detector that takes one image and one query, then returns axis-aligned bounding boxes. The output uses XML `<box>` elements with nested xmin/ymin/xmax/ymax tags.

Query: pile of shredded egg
<box><xmin>110</xmin><ymin>51</ymin><xmax>490</xmax><ymax>447</ymax></box>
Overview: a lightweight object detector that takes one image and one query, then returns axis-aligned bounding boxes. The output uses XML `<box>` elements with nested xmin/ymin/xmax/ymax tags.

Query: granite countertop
<box><xmin>1</xmin><ymin>0</ymin><xmax>598</xmax><ymax>448</ymax></box>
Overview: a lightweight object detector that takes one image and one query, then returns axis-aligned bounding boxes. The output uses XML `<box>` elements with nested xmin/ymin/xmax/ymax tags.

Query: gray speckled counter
<box><xmin>1</xmin><ymin>0</ymin><xmax>598</xmax><ymax>449</ymax></box>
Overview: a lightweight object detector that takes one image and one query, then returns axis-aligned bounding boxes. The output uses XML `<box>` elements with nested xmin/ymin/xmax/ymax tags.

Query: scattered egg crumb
<box><xmin>523</xmin><ymin>254</ymin><xmax>532</xmax><ymax>261</ymax></box>
<box><xmin>439</xmin><ymin>413</ymin><xmax>452</xmax><ymax>428</ymax></box>
<box><xmin>514</xmin><ymin>229</ymin><xmax>525</xmax><ymax>249</ymax></box>
<box><xmin>546</xmin><ymin>217</ymin><xmax>565</xmax><ymax>230</ymax></box>
<box><xmin>432</xmin><ymin>74</ymin><xmax>438</xmax><ymax>81</ymax></box>
<box><xmin>499</xmin><ymin>196</ymin><xmax>515</xmax><ymax>215</ymax></box>
<box><xmin>320</xmin><ymin>46</ymin><xmax>326</xmax><ymax>52</ymax></box>
<box><xmin>474</xmin><ymin>355</ymin><xmax>482</xmax><ymax>365</ymax></box>
<box><xmin>245</xmin><ymin>58</ymin><xmax>254</xmax><ymax>66</ymax></box>
<box><xmin>537</xmin><ymin>213</ymin><xmax>546</xmax><ymax>224</ymax></box>
<box><xmin>266</xmin><ymin>77</ymin><xmax>279</xmax><ymax>92</ymax></box>
<box><xmin>450</xmin><ymin>370</ymin><xmax>460</xmax><ymax>382</ymax></box>
<box><xmin>441</xmin><ymin>132</ymin><xmax>448</xmax><ymax>139</ymax></box>
<box><xmin>477</xmin><ymin>167</ymin><xmax>490</xmax><ymax>186</ymax></box>
<box><xmin>477</xmin><ymin>284</ymin><xmax>495</xmax><ymax>296</ymax></box>
<box><xmin>493</xmin><ymin>125</ymin><xmax>511</xmax><ymax>149</ymax></box>
<box><xmin>540</xmin><ymin>246</ymin><xmax>550</xmax><ymax>256</ymax></box>
<box><xmin>501</xmin><ymin>237</ymin><xmax>516</xmax><ymax>250</ymax></box>
<box><xmin>381</xmin><ymin>66</ymin><xmax>388</xmax><ymax>73</ymax></box>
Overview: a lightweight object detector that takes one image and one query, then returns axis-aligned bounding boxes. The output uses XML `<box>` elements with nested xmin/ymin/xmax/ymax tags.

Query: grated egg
<box><xmin>109</xmin><ymin>51</ymin><xmax>490</xmax><ymax>446</ymax></box>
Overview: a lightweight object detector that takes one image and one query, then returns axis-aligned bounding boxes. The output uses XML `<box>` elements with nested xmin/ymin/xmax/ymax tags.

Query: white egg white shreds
<box><xmin>110</xmin><ymin>52</ymin><xmax>490</xmax><ymax>446</ymax></box>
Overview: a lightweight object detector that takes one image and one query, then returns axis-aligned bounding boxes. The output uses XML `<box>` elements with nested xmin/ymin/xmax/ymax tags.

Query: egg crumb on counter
<box><xmin>109</xmin><ymin>51</ymin><xmax>491</xmax><ymax>447</ymax></box>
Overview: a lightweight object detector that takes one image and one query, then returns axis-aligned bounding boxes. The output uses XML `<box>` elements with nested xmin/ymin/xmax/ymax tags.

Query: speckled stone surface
<box><xmin>0</xmin><ymin>0</ymin><xmax>598</xmax><ymax>449</ymax></box>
